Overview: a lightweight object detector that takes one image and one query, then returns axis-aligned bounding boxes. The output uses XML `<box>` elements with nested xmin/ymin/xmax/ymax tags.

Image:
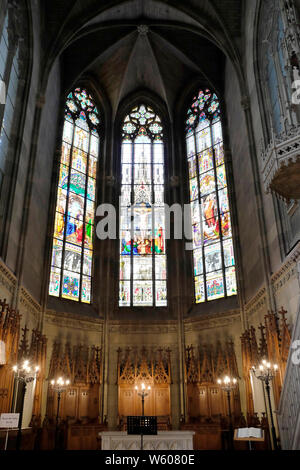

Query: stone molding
<box><xmin>271</xmin><ymin>241</ymin><xmax>300</xmax><ymax>293</ymax></box>
<box><xmin>0</xmin><ymin>258</ymin><xmax>16</xmax><ymax>294</ymax></box>
<box><xmin>45</xmin><ymin>309</ymin><xmax>103</xmax><ymax>332</ymax></box>
<box><xmin>19</xmin><ymin>286</ymin><xmax>41</xmax><ymax>322</ymax></box>
<box><xmin>244</xmin><ymin>286</ymin><xmax>267</xmax><ymax>318</ymax></box>
<box><xmin>184</xmin><ymin>309</ymin><xmax>241</xmax><ymax>332</ymax></box>
<box><xmin>108</xmin><ymin>320</ymin><xmax>178</xmax><ymax>334</ymax></box>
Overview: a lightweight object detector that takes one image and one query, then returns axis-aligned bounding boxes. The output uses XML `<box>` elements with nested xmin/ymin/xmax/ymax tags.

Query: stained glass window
<box><xmin>119</xmin><ymin>104</ymin><xmax>167</xmax><ymax>307</ymax></box>
<box><xmin>186</xmin><ymin>89</ymin><xmax>237</xmax><ymax>303</ymax></box>
<box><xmin>0</xmin><ymin>11</ymin><xmax>20</xmax><ymax>173</ymax></box>
<box><xmin>49</xmin><ymin>88</ymin><xmax>100</xmax><ymax>303</ymax></box>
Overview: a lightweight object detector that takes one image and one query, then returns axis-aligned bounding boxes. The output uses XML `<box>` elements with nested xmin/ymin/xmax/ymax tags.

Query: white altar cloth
<box><xmin>99</xmin><ymin>431</ymin><xmax>195</xmax><ymax>450</ymax></box>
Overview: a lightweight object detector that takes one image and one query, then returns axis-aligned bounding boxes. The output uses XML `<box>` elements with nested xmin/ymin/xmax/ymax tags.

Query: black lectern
<box><xmin>127</xmin><ymin>416</ymin><xmax>157</xmax><ymax>450</ymax></box>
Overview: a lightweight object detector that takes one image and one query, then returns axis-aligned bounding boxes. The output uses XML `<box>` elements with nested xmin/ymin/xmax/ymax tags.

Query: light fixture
<box><xmin>135</xmin><ymin>383</ymin><xmax>151</xmax><ymax>416</ymax></box>
<box><xmin>252</xmin><ymin>360</ymin><xmax>279</xmax><ymax>450</ymax></box>
<box><xmin>50</xmin><ymin>376</ymin><xmax>71</xmax><ymax>450</ymax></box>
<box><xmin>12</xmin><ymin>360</ymin><xmax>39</xmax><ymax>450</ymax></box>
<box><xmin>217</xmin><ymin>375</ymin><xmax>238</xmax><ymax>450</ymax></box>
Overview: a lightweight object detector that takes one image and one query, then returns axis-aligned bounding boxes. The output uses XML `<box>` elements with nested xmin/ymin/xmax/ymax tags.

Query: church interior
<box><xmin>0</xmin><ymin>0</ymin><xmax>300</xmax><ymax>451</ymax></box>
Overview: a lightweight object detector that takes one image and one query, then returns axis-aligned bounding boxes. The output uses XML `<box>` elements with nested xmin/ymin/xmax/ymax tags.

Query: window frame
<box><xmin>118</xmin><ymin>102</ymin><xmax>168</xmax><ymax>308</ymax></box>
<box><xmin>184</xmin><ymin>87</ymin><xmax>237</xmax><ymax>304</ymax></box>
<box><xmin>48</xmin><ymin>87</ymin><xmax>101</xmax><ymax>304</ymax></box>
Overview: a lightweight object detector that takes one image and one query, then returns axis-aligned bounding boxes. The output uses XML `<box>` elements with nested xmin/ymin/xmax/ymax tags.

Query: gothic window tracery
<box><xmin>119</xmin><ymin>104</ymin><xmax>167</xmax><ymax>307</ymax></box>
<box><xmin>185</xmin><ymin>89</ymin><xmax>237</xmax><ymax>303</ymax></box>
<box><xmin>49</xmin><ymin>88</ymin><xmax>100</xmax><ymax>303</ymax></box>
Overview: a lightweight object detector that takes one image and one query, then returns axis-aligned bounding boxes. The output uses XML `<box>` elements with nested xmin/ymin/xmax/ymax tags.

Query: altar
<box><xmin>99</xmin><ymin>431</ymin><xmax>195</xmax><ymax>450</ymax></box>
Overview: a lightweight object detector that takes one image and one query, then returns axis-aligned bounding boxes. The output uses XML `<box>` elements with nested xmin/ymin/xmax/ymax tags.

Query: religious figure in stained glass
<box><xmin>119</xmin><ymin>104</ymin><xmax>167</xmax><ymax>307</ymax></box>
<box><xmin>185</xmin><ymin>89</ymin><xmax>237</xmax><ymax>303</ymax></box>
<box><xmin>49</xmin><ymin>88</ymin><xmax>100</xmax><ymax>303</ymax></box>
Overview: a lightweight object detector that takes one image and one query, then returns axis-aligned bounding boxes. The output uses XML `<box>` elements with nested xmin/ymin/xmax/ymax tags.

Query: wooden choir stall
<box><xmin>181</xmin><ymin>341</ymin><xmax>242</xmax><ymax>450</ymax></box>
<box><xmin>117</xmin><ymin>347</ymin><xmax>172</xmax><ymax>431</ymax></box>
<box><xmin>0</xmin><ymin>298</ymin><xmax>47</xmax><ymax>450</ymax></box>
<box><xmin>43</xmin><ymin>342</ymin><xmax>106</xmax><ymax>450</ymax></box>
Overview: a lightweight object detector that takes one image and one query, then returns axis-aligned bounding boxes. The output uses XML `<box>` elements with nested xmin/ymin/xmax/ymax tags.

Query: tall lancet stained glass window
<box><xmin>186</xmin><ymin>89</ymin><xmax>237</xmax><ymax>303</ymax></box>
<box><xmin>49</xmin><ymin>88</ymin><xmax>100</xmax><ymax>303</ymax></box>
<box><xmin>119</xmin><ymin>104</ymin><xmax>167</xmax><ymax>307</ymax></box>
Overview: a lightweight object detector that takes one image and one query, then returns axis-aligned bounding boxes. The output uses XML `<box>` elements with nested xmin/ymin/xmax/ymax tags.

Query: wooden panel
<box><xmin>79</xmin><ymin>388</ymin><xmax>89</xmax><ymax>419</ymax></box>
<box><xmin>66</xmin><ymin>424</ymin><xmax>107</xmax><ymax>450</ymax></box>
<box><xmin>119</xmin><ymin>388</ymin><xmax>134</xmax><ymax>416</ymax></box>
<box><xmin>118</xmin><ymin>384</ymin><xmax>170</xmax><ymax>418</ymax></box>
<box><xmin>64</xmin><ymin>388</ymin><xmax>77</xmax><ymax>419</ymax></box>
<box><xmin>88</xmin><ymin>385</ymin><xmax>99</xmax><ymax>420</ymax></box>
<box><xmin>181</xmin><ymin>423</ymin><xmax>222</xmax><ymax>450</ymax></box>
<box><xmin>198</xmin><ymin>386</ymin><xmax>208</xmax><ymax>416</ymax></box>
<box><xmin>154</xmin><ymin>388</ymin><xmax>169</xmax><ymax>416</ymax></box>
<box><xmin>209</xmin><ymin>387</ymin><xmax>222</xmax><ymax>416</ymax></box>
<box><xmin>194</xmin><ymin>429</ymin><xmax>222</xmax><ymax>450</ymax></box>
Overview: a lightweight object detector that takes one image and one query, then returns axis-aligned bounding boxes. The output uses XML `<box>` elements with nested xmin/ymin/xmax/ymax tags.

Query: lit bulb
<box><xmin>13</xmin><ymin>365</ymin><xmax>17</xmax><ymax>372</ymax></box>
<box><xmin>267</xmin><ymin>362</ymin><xmax>271</xmax><ymax>368</ymax></box>
<box><xmin>141</xmin><ymin>383</ymin><xmax>145</xmax><ymax>390</ymax></box>
<box><xmin>217</xmin><ymin>379</ymin><xmax>221</xmax><ymax>384</ymax></box>
<box><xmin>274</xmin><ymin>364</ymin><xmax>278</xmax><ymax>370</ymax></box>
<box><xmin>51</xmin><ymin>380</ymin><xmax>54</xmax><ymax>385</ymax></box>
<box><xmin>66</xmin><ymin>380</ymin><xmax>70</xmax><ymax>385</ymax></box>
<box><xmin>148</xmin><ymin>386</ymin><xmax>151</xmax><ymax>390</ymax></box>
<box><xmin>35</xmin><ymin>366</ymin><xmax>39</xmax><ymax>372</ymax></box>
<box><xmin>259</xmin><ymin>365</ymin><xmax>264</xmax><ymax>371</ymax></box>
<box><xmin>224</xmin><ymin>376</ymin><xmax>230</xmax><ymax>384</ymax></box>
<box><xmin>135</xmin><ymin>386</ymin><xmax>138</xmax><ymax>390</ymax></box>
<box><xmin>233</xmin><ymin>378</ymin><xmax>237</xmax><ymax>384</ymax></box>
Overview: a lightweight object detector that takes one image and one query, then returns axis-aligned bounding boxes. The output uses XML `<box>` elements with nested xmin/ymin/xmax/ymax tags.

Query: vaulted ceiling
<box><xmin>41</xmin><ymin>0</ymin><xmax>243</xmax><ymax>115</ymax></box>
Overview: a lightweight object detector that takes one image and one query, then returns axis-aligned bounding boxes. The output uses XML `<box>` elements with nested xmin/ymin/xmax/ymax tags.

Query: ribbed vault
<box><xmin>39</xmin><ymin>0</ymin><xmax>242</xmax><ymax>113</ymax></box>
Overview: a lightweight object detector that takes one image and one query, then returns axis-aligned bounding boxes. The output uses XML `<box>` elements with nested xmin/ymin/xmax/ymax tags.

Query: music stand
<box><xmin>234</xmin><ymin>428</ymin><xmax>265</xmax><ymax>450</ymax></box>
<box><xmin>127</xmin><ymin>416</ymin><xmax>157</xmax><ymax>450</ymax></box>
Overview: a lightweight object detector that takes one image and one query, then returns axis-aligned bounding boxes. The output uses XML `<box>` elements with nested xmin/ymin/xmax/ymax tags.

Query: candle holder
<box><xmin>12</xmin><ymin>360</ymin><xmax>39</xmax><ymax>450</ymax></box>
<box><xmin>50</xmin><ymin>377</ymin><xmax>70</xmax><ymax>450</ymax></box>
<box><xmin>252</xmin><ymin>360</ymin><xmax>279</xmax><ymax>450</ymax></box>
<box><xmin>217</xmin><ymin>375</ymin><xmax>238</xmax><ymax>450</ymax></box>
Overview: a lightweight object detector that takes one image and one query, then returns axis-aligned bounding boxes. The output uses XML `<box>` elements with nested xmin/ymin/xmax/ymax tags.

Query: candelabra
<box><xmin>12</xmin><ymin>360</ymin><xmax>39</xmax><ymax>451</ymax></box>
<box><xmin>135</xmin><ymin>382</ymin><xmax>151</xmax><ymax>417</ymax></box>
<box><xmin>252</xmin><ymin>360</ymin><xmax>279</xmax><ymax>451</ymax></box>
<box><xmin>50</xmin><ymin>377</ymin><xmax>70</xmax><ymax>450</ymax></box>
<box><xmin>135</xmin><ymin>383</ymin><xmax>151</xmax><ymax>450</ymax></box>
<box><xmin>217</xmin><ymin>375</ymin><xmax>238</xmax><ymax>450</ymax></box>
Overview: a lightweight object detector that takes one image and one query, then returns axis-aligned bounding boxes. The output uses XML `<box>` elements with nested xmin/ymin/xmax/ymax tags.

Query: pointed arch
<box><xmin>119</xmin><ymin>103</ymin><xmax>167</xmax><ymax>307</ymax></box>
<box><xmin>185</xmin><ymin>88</ymin><xmax>237</xmax><ymax>303</ymax></box>
<box><xmin>49</xmin><ymin>87</ymin><xmax>101</xmax><ymax>303</ymax></box>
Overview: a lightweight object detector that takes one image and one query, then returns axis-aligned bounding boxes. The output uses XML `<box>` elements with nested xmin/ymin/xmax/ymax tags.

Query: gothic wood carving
<box><xmin>241</xmin><ymin>306</ymin><xmax>291</xmax><ymax>412</ymax></box>
<box><xmin>117</xmin><ymin>347</ymin><xmax>171</xmax><ymax>428</ymax></box>
<box><xmin>46</xmin><ymin>342</ymin><xmax>103</xmax><ymax>424</ymax></box>
<box><xmin>184</xmin><ymin>342</ymin><xmax>241</xmax><ymax>422</ymax></box>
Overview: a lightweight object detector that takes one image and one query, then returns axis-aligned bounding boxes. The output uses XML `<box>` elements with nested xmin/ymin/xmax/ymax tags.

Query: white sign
<box><xmin>0</xmin><ymin>340</ymin><xmax>5</xmax><ymax>365</ymax></box>
<box><xmin>0</xmin><ymin>413</ymin><xmax>19</xmax><ymax>428</ymax></box>
<box><xmin>0</xmin><ymin>79</ymin><xmax>5</xmax><ymax>104</ymax></box>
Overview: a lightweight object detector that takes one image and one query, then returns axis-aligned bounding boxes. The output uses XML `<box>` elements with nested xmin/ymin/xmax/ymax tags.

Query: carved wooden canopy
<box><xmin>184</xmin><ymin>341</ymin><xmax>239</xmax><ymax>385</ymax></box>
<box><xmin>117</xmin><ymin>346</ymin><xmax>171</xmax><ymax>386</ymax></box>
<box><xmin>48</xmin><ymin>342</ymin><xmax>102</xmax><ymax>385</ymax></box>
